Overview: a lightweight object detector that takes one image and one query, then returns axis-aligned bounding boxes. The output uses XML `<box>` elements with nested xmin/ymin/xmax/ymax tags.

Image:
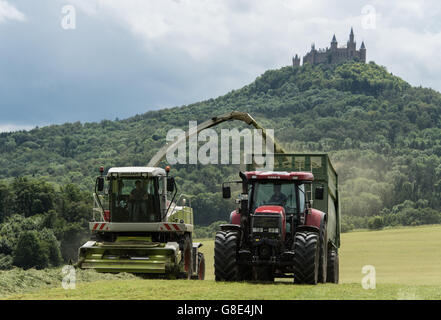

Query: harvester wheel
<box><xmin>318</xmin><ymin>223</ymin><xmax>328</xmax><ymax>283</ymax></box>
<box><xmin>182</xmin><ymin>235</ymin><xmax>193</xmax><ymax>280</ymax></box>
<box><xmin>292</xmin><ymin>231</ymin><xmax>320</xmax><ymax>285</ymax></box>
<box><xmin>326</xmin><ymin>248</ymin><xmax>339</xmax><ymax>284</ymax></box>
<box><xmin>197</xmin><ymin>253</ymin><xmax>205</xmax><ymax>280</ymax></box>
<box><xmin>214</xmin><ymin>230</ymin><xmax>240</xmax><ymax>281</ymax></box>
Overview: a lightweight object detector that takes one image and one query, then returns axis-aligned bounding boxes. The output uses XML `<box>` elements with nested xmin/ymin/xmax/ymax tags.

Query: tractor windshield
<box><xmin>250</xmin><ymin>181</ymin><xmax>299</xmax><ymax>214</ymax></box>
<box><xmin>110</xmin><ymin>177</ymin><xmax>160</xmax><ymax>222</ymax></box>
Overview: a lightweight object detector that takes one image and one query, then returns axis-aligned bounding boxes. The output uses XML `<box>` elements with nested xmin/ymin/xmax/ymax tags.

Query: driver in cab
<box><xmin>129</xmin><ymin>180</ymin><xmax>149</xmax><ymax>222</ymax></box>
<box><xmin>268</xmin><ymin>184</ymin><xmax>287</xmax><ymax>206</ymax></box>
<box><xmin>130</xmin><ymin>180</ymin><xmax>148</xmax><ymax>201</ymax></box>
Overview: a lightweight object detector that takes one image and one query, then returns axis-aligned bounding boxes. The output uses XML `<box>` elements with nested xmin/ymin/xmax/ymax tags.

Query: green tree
<box><xmin>13</xmin><ymin>231</ymin><xmax>49</xmax><ymax>270</ymax></box>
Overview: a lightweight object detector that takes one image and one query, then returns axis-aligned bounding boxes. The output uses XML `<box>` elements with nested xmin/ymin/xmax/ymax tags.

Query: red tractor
<box><xmin>214</xmin><ymin>154</ymin><xmax>340</xmax><ymax>284</ymax></box>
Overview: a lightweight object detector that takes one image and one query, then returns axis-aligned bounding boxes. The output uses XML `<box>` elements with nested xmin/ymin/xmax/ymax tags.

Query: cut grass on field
<box><xmin>3</xmin><ymin>224</ymin><xmax>441</xmax><ymax>300</ymax></box>
<box><xmin>6</xmin><ymin>280</ymin><xmax>441</xmax><ymax>300</ymax></box>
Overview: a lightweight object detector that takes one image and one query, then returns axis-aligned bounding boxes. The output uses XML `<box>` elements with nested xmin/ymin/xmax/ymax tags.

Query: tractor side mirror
<box><xmin>167</xmin><ymin>177</ymin><xmax>175</xmax><ymax>192</ymax></box>
<box><xmin>222</xmin><ymin>186</ymin><xmax>231</xmax><ymax>199</ymax></box>
<box><xmin>97</xmin><ymin>177</ymin><xmax>104</xmax><ymax>192</ymax></box>
<box><xmin>315</xmin><ymin>186</ymin><xmax>324</xmax><ymax>200</ymax></box>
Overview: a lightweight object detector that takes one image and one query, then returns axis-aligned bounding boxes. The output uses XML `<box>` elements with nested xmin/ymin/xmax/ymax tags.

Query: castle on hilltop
<box><xmin>293</xmin><ymin>28</ymin><xmax>366</xmax><ymax>67</ymax></box>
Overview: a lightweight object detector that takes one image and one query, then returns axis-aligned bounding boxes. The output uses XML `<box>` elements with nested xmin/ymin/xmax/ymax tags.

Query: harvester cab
<box><xmin>77</xmin><ymin>166</ymin><xmax>205</xmax><ymax>280</ymax></box>
<box><xmin>215</xmin><ymin>154</ymin><xmax>340</xmax><ymax>284</ymax></box>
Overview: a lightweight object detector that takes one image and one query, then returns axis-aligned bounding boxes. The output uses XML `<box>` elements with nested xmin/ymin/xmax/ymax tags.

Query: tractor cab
<box><xmin>226</xmin><ymin>171</ymin><xmax>313</xmax><ymax>243</ymax></box>
<box><xmin>247</xmin><ymin>171</ymin><xmax>313</xmax><ymax>238</ymax></box>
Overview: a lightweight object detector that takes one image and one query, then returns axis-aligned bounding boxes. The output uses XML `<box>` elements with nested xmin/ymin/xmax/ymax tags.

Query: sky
<box><xmin>1</xmin><ymin>0</ymin><xmax>441</xmax><ymax>132</ymax></box>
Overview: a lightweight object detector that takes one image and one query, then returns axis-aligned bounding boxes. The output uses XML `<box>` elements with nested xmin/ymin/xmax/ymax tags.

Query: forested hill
<box><xmin>2</xmin><ymin>60</ymin><xmax>441</xmax><ymax>237</ymax></box>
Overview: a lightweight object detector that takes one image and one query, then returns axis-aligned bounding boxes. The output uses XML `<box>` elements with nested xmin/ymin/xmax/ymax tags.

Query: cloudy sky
<box><xmin>1</xmin><ymin>0</ymin><xmax>440</xmax><ymax>132</ymax></box>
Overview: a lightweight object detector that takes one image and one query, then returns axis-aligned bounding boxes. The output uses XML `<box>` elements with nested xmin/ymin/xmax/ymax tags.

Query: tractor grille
<box><xmin>252</xmin><ymin>214</ymin><xmax>281</xmax><ymax>234</ymax></box>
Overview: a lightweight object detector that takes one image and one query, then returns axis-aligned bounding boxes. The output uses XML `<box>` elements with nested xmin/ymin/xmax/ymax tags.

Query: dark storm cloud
<box><xmin>1</xmin><ymin>0</ymin><xmax>441</xmax><ymax>131</ymax></box>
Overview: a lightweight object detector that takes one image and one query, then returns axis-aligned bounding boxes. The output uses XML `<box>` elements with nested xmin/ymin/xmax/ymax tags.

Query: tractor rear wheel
<box><xmin>214</xmin><ymin>230</ymin><xmax>240</xmax><ymax>281</ymax></box>
<box><xmin>292</xmin><ymin>231</ymin><xmax>320</xmax><ymax>285</ymax></box>
<box><xmin>326</xmin><ymin>248</ymin><xmax>339</xmax><ymax>283</ymax></box>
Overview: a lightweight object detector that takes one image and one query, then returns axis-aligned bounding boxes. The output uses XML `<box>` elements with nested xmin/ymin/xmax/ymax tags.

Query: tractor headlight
<box><xmin>252</xmin><ymin>227</ymin><xmax>264</xmax><ymax>233</ymax></box>
<box><xmin>268</xmin><ymin>228</ymin><xmax>279</xmax><ymax>233</ymax></box>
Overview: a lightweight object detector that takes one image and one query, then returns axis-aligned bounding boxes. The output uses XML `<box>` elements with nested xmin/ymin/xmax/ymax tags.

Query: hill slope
<box><xmin>1</xmin><ymin>61</ymin><xmax>441</xmax><ymax>230</ymax></box>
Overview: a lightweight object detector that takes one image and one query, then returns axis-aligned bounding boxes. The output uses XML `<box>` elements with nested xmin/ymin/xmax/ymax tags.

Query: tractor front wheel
<box><xmin>214</xmin><ymin>230</ymin><xmax>240</xmax><ymax>281</ymax></box>
<box><xmin>292</xmin><ymin>231</ymin><xmax>320</xmax><ymax>284</ymax></box>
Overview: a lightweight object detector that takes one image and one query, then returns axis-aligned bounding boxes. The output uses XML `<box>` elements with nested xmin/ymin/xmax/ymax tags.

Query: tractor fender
<box><xmin>296</xmin><ymin>225</ymin><xmax>319</xmax><ymax>234</ymax></box>
<box><xmin>229</xmin><ymin>210</ymin><xmax>241</xmax><ymax>225</ymax></box>
<box><xmin>220</xmin><ymin>224</ymin><xmax>242</xmax><ymax>232</ymax></box>
<box><xmin>306</xmin><ymin>208</ymin><xmax>327</xmax><ymax>230</ymax></box>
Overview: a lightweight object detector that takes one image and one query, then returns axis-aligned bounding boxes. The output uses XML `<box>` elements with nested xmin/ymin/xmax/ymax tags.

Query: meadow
<box><xmin>2</xmin><ymin>224</ymin><xmax>441</xmax><ymax>300</ymax></box>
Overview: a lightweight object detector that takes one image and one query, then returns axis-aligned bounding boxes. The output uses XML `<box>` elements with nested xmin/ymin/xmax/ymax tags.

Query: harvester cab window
<box><xmin>158</xmin><ymin>178</ymin><xmax>164</xmax><ymax>195</ymax></box>
<box><xmin>111</xmin><ymin>178</ymin><xmax>160</xmax><ymax>223</ymax></box>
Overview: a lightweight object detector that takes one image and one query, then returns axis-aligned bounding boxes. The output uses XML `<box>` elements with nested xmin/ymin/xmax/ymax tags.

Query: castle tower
<box><xmin>360</xmin><ymin>41</ymin><xmax>366</xmax><ymax>62</ymax></box>
<box><xmin>292</xmin><ymin>54</ymin><xmax>301</xmax><ymax>67</ymax></box>
<box><xmin>347</xmin><ymin>27</ymin><xmax>356</xmax><ymax>54</ymax></box>
<box><xmin>331</xmin><ymin>34</ymin><xmax>337</xmax><ymax>51</ymax></box>
<box><xmin>349</xmin><ymin>27</ymin><xmax>354</xmax><ymax>43</ymax></box>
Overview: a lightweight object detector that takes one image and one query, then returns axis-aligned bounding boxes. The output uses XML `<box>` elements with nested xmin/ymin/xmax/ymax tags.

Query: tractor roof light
<box><xmin>99</xmin><ymin>166</ymin><xmax>105</xmax><ymax>177</ymax></box>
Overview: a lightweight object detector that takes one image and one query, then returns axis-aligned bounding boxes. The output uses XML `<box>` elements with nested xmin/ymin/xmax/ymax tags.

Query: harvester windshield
<box><xmin>250</xmin><ymin>181</ymin><xmax>306</xmax><ymax>214</ymax></box>
<box><xmin>110</xmin><ymin>177</ymin><xmax>161</xmax><ymax>222</ymax></box>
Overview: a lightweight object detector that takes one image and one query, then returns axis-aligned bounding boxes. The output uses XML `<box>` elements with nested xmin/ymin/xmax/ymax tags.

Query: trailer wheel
<box><xmin>326</xmin><ymin>248</ymin><xmax>339</xmax><ymax>284</ymax></box>
<box><xmin>318</xmin><ymin>223</ymin><xmax>328</xmax><ymax>283</ymax></box>
<box><xmin>292</xmin><ymin>231</ymin><xmax>320</xmax><ymax>285</ymax></box>
<box><xmin>214</xmin><ymin>230</ymin><xmax>240</xmax><ymax>281</ymax></box>
<box><xmin>182</xmin><ymin>235</ymin><xmax>193</xmax><ymax>280</ymax></box>
<box><xmin>197</xmin><ymin>253</ymin><xmax>205</xmax><ymax>280</ymax></box>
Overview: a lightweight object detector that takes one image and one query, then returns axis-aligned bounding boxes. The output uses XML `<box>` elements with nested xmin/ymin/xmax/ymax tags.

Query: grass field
<box><xmin>3</xmin><ymin>224</ymin><xmax>441</xmax><ymax>300</ymax></box>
